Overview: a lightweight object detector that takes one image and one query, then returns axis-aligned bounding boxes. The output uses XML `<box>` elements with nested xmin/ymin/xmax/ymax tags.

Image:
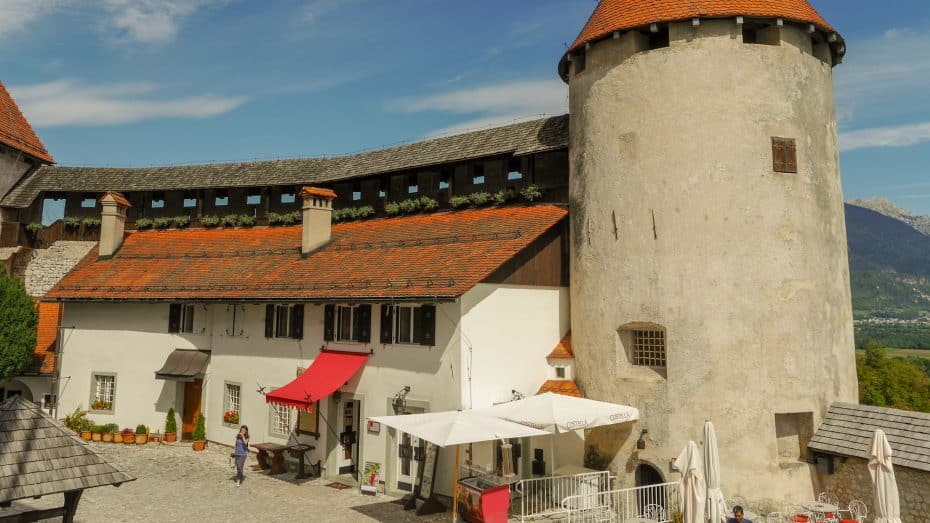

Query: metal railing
<box><xmin>512</xmin><ymin>471</ymin><xmax>613</xmax><ymax>522</ymax></box>
<box><xmin>562</xmin><ymin>481</ymin><xmax>681</xmax><ymax>523</ymax></box>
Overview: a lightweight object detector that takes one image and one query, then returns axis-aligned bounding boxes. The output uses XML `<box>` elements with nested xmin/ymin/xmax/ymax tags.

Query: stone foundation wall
<box><xmin>815</xmin><ymin>456</ymin><xmax>929</xmax><ymax>521</ymax></box>
<box><xmin>23</xmin><ymin>241</ymin><xmax>95</xmax><ymax>297</ymax></box>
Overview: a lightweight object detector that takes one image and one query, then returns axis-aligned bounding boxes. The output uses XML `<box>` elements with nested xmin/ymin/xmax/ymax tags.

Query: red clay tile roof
<box><xmin>546</xmin><ymin>332</ymin><xmax>573</xmax><ymax>359</ymax></box>
<box><xmin>0</xmin><ymin>82</ymin><xmax>54</xmax><ymax>164</ymax></box>
<box><xmin>28</xmin><ymin>301</ymin><xmax>60</xmax><ymax>375</ymax></box>
<box><xmin>100</xmin><ymin>191</ymin><xmax>131</xmax><ymax>208</ymax></box>
<box><xmin>46</xmin><ymin>205</ymin><xmax>568</xmax><ymax>301</ymax></box>
<box><xmin>570</xmin><ymin>0</ymin><xmax>835</xmax><ymax>52</ymax></box>
<box><xmin>537</xmin><ymin>380</ymin><xmax>583</xmax><ymax>398</ymax></box>
<box><xmin>301</xmin><ymin>187</ymin><xmax>337</xmax><ymax>200</ymax></box>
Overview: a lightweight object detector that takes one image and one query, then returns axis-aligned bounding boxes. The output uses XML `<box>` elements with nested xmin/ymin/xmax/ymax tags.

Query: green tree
<box><xmin>858</xmin><ymin>344</ymin><xmax>930</xmax><ymax>413</ymax></box>
<box><xmin>0</xmin><ymin>270</ymin><xmax>37</xmax><ymax>381</ymax></box>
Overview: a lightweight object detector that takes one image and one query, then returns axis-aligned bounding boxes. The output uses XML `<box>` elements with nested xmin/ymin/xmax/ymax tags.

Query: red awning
<box><xmin>265</xmin><ymin>350</ymin><xmax>368</xmax><ymax>412</ymax></box>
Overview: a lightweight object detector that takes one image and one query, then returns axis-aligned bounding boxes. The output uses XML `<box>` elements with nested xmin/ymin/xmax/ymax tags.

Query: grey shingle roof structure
<box><xmin>1</xmin><ymin>114</ymin><xmax>569</xmax><ymax>208</ymax></box>
<box><xmin>0</xmin><ymin>396</ymin><xmax>135</xmax><ymax>503</ymax></box>
<box><xmin>808</xmin><ymin>402</ymin><xmax>930</xmax><ymax>472</ymax></box>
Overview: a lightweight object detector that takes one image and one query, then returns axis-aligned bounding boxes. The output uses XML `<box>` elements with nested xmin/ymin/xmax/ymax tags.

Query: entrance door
<box><xmin>395</xmin><ymin>406</ymin><xmax>425</xmax><ymax>491</ymax></box>
<box><xmin>181</xmin><ymin>379</ymin><xmax>203</xmax><ymax>439</ymax></box>
<box><xmin>634</xmin><ymin>463</ymin><xmax>667</xmax><ymax>516</ymax></box>
<box><xmin>337</xmin><ymin>399</ymin><xmax>360</xmax><ymax>475</ymax></box>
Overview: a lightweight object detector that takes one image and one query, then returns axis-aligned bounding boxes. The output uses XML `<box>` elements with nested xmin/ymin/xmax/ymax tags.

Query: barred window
<box><xmin>270</xmin><ymin>404</ymin><xmax>292</xmax><ymax>436</ymax></box>
<box><xmin>92</xmin><ymin>374</ymin><xmax>115</xmax><ymax>411</ymax></box>
<box><xmin>224</xmin><ymin>383</ymin><xmax>241</xmax><ymax>424</ymax></box>
<box><xmin>632</xmin><ymin>330</ymin><xmax>666</xmax><ymax>367</ymax></box>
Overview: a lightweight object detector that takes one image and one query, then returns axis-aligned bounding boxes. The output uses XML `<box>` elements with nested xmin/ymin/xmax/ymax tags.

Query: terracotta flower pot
<box><xmin>192</xmin><ymin>440</ymin><xmax>206</xmax><ymax>451</ymax></box>
<box><xmin>114</xmin><ymin>433</ymin><xmax>123</xmax><ymax>443</ymax></box>
<box><xmin>135</xmin><ymin>434</ymin><xmax>148</xmax><ymax>445</ymax></box>
<box><xmin>122</xmin><ymin>433</ymin><xmax>135</xmax><ymax>444</ymax></box>
<box><xmin>92</xmin><ymin>432</ymin><xmax>102</xmax><ymax>442</ymax></box>
<box><xmin>102</xmin><ymin>432</ymin><xmax>114</xmax><ymax>443</ymax></box>
<box><xmin>164</xmin><ymin>432</ymin><xmax>177</xmax><ymax>443</ymax></box>
<box><xmin>81</xmin><ymin>431</ymin><xmax>92</xmax><ymax>441</ymax></box>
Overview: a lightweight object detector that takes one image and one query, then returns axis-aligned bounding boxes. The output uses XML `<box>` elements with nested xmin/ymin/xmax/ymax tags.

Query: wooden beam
<box><xmin>0</xmin><ymin>506</ymin><xmax>67</xmax><ymax>523</ymax></box>
<box><xmin>63</xmin><ymin>490</ymin><xmax>82</xmax><ymax>523</ymax></box>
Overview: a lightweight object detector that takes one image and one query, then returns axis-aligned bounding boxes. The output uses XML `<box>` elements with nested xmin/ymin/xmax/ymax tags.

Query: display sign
<box><xmin>416</xmin><ymin>442</ymin><xmax>439</xmax><ymax>501</ymax></box>
<box><xmin>361</xmin><ymin>461</ymin><xmax>381</xmax><ymax>495</ymax></box>
<box><xmin>367</xmin><ymin>420</ymin><xmax>380</xmax><ymax>434</ymax></box>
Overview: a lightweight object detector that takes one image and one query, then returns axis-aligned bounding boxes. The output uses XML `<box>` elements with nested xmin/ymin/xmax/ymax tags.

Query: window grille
<box><xmin>271</xmin><ymin>404</ymin><xmax>291</xmax><ymax>435</ymax></box>
<box><xmin>225</xmin><ymin>383</ymin><xmax>241</xmax><ymax>415</ymax></box>
<box><xmin>95</xmin><ymin>375</ymin><xmax>115</xmax><ymax>404</ymax></box>
<box><xmin>632</xmin><ymin>330</ymin><xmax>666</xmax><ymax>367</ymax></box>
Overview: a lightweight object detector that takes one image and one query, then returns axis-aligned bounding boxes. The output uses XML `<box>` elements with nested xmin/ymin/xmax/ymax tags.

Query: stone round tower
<box><xmin>563</xmin><ymin>1</ymin><xmax>856</xmax><ymax>500</ymax></box>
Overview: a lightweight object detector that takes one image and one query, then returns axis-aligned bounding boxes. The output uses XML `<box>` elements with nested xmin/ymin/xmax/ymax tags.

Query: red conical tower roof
<box><xmin>0</xmin><ymin>81</ymin><xmax>54</xmax><ymax>164</ymax></box>
<box><xmin>569</xmin><ymin>0</ymin><xmax>836</xmax><ymax>52</ymax></box>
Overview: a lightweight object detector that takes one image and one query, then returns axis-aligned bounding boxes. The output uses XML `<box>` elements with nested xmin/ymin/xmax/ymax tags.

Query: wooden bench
<box><xmin>251</xmin><ymin>442</ymin><xmax>287</xmax><ymax>475</ymax></box>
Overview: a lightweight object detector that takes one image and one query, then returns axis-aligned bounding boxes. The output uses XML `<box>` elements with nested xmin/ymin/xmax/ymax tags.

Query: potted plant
<box><xmin>91</xmin><ymin>399</ymin><xmax>112</xmax><ymax>411</ymax></box>
<box><xmin>62</xmin><ymin>407</ymin><xmax>88</xmax><ymax>435</ymax></box>
<box><xmin>164</xmin><ymin>408</ymin><xmax>178</xmax><ymax>443</ymax></box>
<box><xmin>121</xmin><ymin>427</ymin><xmax>135</xmax><ymax>444</ymax></box>
<box><xmin>80</xmin><ymin>418</ymin><xmax>94</xmax><ymax>441</ymax></box>
<box><xmin>192</xmin><ymin>413</ymin><xmax>206</xmax><ymax>451</ymax></box>
<box><xmin>114</xmin><ymin>429</ymin><xmax>123</xmax><ymax>443</ymax></box>
<box><xmin>102</xmin><ymin>423</ymin><xmax>117</xmax><ymax>443</ymax></box>
<box><xmin>135</xmin><ymin>424</ymin><xmax>148</xmax><ymax>445</ymax></box>
<box><xmin>90</xmin><ymin>425</ymin><xmax>104</xmax><ymax>442</ymax></box>
<box><xmin>223</xmin><ymin>409</ymin><xmax>239</xmax><ymax>424</ymax></box>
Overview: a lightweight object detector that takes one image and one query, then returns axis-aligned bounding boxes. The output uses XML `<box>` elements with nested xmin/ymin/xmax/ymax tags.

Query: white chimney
<box><xmin>98</xmin><ymin>191</ymin><xmax>131</xmax><ymax>259</ymax></box>
<box><xmin>300</xmin><ymin>186</ymin><xmax>336</xmax><ymax>255</ymax></box>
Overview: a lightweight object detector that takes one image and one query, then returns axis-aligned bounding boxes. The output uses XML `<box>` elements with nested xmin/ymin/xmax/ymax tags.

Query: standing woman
<box><xmin>234</xmin><ymin>425</ymin><xmax>249</xmax><ymax>486</ymax></box>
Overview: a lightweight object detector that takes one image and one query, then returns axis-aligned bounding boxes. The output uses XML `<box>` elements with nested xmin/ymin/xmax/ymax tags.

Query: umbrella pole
<box><xmin>550</xmin><ymin>436</ymin><xmax>556</xmax><ymax>475</ymax></box>
<box><xmin>452</xmin><ymin>444</ymin><xmax>460</xmax><ymax>521</ymax></box>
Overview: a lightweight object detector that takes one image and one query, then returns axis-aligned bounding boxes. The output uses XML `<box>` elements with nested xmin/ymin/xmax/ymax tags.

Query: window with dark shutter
<box><xmin>265</xmin><ymin>305</ymin><xmax>275</xmax><ymax>338</ymax></box>
<box><xmin>380</xmin><ymin>305</ymin><xmax>394</xmax><ymax>344</ymax></box>
<box><xmin>290</xmin><ymin>304</ymin><xmax>305</xmax><ymax>339</ymax></box>
<box><xmin>419</xmin><ymin>305</ymin><xmax>436</xmax><ymax>346</ymax></box>
<box><xmin>772</xmin><ymin>137</ymin><xmax>798</xmax><ymax>173</ymax></box>
<box><xmin>412</xmin><ymin>307</ymin><xmax>425</xmax><ymax>344</ymax></box>
<box><xmin>168</xmin><ymin>304</ymin><xmax>182</xmax><ymax>333</ymax></box>
<box><xmin>323</xmin><ymin>304</ymin><xmax>335</xmax><ymax>341</ymax></box>
<box><xmin>357</xmin><ymin>305</ymin><xmax>371</xmax><ymax>343</ymax></box>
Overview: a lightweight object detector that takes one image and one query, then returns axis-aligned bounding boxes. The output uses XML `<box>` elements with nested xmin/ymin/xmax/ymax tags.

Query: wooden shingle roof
<box><xmin>0</xmin><ymin>82</ymin><xmax>54</xmax><ymax>164</ymax></box>
<box><xmin>808</xmin><ymin>402</ymin><xmax>930</xmax><ymax>473</ymax></box>
<box><xmin>1</xmin><ymin>115</ymin><xmax>568</xmax><ymax>209</ymax></box>
<box><xmin>0</xmin><ymin>396</ymin><xmax>134</xmax><ymax>503</ymax></box>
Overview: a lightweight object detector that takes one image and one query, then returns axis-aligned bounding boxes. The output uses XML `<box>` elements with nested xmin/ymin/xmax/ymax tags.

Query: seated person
<box><xmin>727</xmin><ymin>505</ymin><xmax>752</xmax><ymax>523</ymax></box>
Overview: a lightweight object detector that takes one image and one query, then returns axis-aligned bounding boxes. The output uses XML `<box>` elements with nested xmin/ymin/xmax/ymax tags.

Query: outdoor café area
<box><xmin>370</xmin><ymin>395</ymin><xmax>901</xmax><ymax>523</ymax></box>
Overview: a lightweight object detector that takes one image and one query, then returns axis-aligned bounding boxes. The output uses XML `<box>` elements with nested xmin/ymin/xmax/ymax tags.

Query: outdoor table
<box><xmin>252</xmin><ymin>442</ymin><xmax>287</xmax><ymax>475</ymax></box>
<box><xmin>803</xmin><ymin>501</ymin><xmax>839</xmax><ymax>519</ymax></box>
<box><xmin>287</xmin><ymin>443</ymin><xmax>316</xmax><ymax>479</ymax></box>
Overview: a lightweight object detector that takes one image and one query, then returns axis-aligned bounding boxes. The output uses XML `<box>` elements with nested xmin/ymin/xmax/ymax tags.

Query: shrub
<box><xmin>165</xmin><ymin>407</ymin><xmax>178</xmax><ymax>434</ymax></box>
<box><xmin>238</xmin><ymin>214</ymin><xmax>256</xmax><ymax>227</ymax></box>
<box><xmin>520</xmin><ymin>184</ymin><xmax>542</xmax><ymax>202</ymax></box>
<box><xmin>134</xmin><ymin>217</ymin><xmax>153</xmax><ymax>229</ymax></box>
<box><xmin>493</xmin><ymin>190</ymin><xmax>508</xmax><ymax>205</ymax></box>
<box><xmin>201</xmin><ymin>215</ymin><xmax>220</xmax><ymax>227</ymax></box>
<box><xmin>80</xmin><ymin>418</ymin><xmax>95</xmax><ymax>432</ymax></box>
<box><xmin>398</xmin><ymin>198</ymin><xmax>421</xmax><ymax>214</ymax></box>
<box><xmin>152</xmin><ymin>217</ymin><xmax>172</xmax><ymax>230</ymax></box>
<box><xmin>355</xmin><ymin>205</ymin><xmax>374</xmax><ymax>219</ymax></box>
<box><xmin>82</xmin><ymin>217</ymin><xmax>101</xmax><ymax>229</ymax></box>
<box><xmin>121</xmin><ymin>427</ymin><xmax>134</xmax><ymax>436</ymax></box>
<box><xmin>135</xmin><ymin>424</ymin><xmax>147</xmax><ymax>435</ymax></box>
<box><xmin>26</xmin><ymin>222</ymin><xmax>43</xmax><ymax>234</ymax></box>
<box><xmin>418</xmin><ymin>196</ymin><xmax>439</xmax><ymax>211</ymax></box>
<box><xmin>172</xmin><ymin>216</ymin><xmax>190</xmax><ymax>228</ymax></box>
<box><xmin>221</xmin><ymin>215</ymin><xmax>239</xmax><ymax>227</ymax></box>
<box><xmin>192</xmin><ymin>413</ymin><xmax>206</xmax><ymax>441</ymax></box>
<box><xmin>0</xmin><ymin>270</ymin><xmax>38</xmax><ymax>380</ymax></box>
<box><xmin>468</xmin><ymin>191</ymin><xmax>492</xmax><ymax>207</ymax></box>
<box><xmin>331</xmin><ymin>208</ymin><xmax>351</xmax><ymax>222</ymax></box>
<box><xmin>267</xmin><ymin>212</ymin><xmax>284</xmax><ymax>225</ymax></box>
<box><xmin>283</xmin><ymin>211</ymin><xmax>301</xmax><ymax>224</ymax></box>
<box><xmin>64</xmin><ymin>216</ymin><xmax>81</xmax><ymax>229</ymax></box>
<box><xmin>384</xmin><ymin>202</ymin><xmax>401</xmax><ymax>215</ymax></box>
<box><xmin>90</xmin><ymin>424</ymin><xmax>105</xmax><ymax>434</ymax></box>
<box><xmin>103</xmin><ymin>423</ymin><xmax>120</xmax><ymax>434</ymax></box>
<box><xmin>62</xmin><ymin>407</ymin><xmax>88</xmax><ymax>432</ymax></box>
<box><xmin>449</xmin><ymin>195</ymin><xmax>470</xmax><ymax>209</ymax></box>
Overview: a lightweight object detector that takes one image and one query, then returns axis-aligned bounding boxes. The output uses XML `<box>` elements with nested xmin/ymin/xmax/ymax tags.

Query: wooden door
<box><xmin>182</xmin><ymin>379</ymin><xmax>203</xmax><ymax>438</ymax></box>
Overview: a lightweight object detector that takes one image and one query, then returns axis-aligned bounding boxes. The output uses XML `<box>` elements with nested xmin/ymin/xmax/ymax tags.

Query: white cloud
<box><xmin>9</xmin><ymin>79</ymin><xmax>247</xmax><ymax>127</ymax></box>
<box><xmin>297</xmin><ymin>0</ymin><xmax>356</xmax><ymax>26</ymax></box>
<box><xmin>390</xmin><ymin>79</ymin><xmax>567</xmax><ymax>138</ymax></box>
<box><xmin>0</xmin><ymin>0</ymin><xmax>60</xmax><ymax>40</ymax></box>
<box><xmin>840</xmin><ymin>121</ymin><xmax>930</xmax><ymax>152</ymax></box>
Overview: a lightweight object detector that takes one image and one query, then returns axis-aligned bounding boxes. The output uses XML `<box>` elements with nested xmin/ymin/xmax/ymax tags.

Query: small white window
<box><xmin>394</xmin><ymin>306</ymin><xmax>414</xmax><ymax>344</ymax></box>
<box><xmin>555</xmin><ymin>366</ymin><xmax>566</xmax><ymax>379</ymax></box>
<box><xmin>92</xmin><ymin>374</ymin><xmax>115</xmax><ymax>411</ymax></box>
<box><xmin>224</xmin><ymin>383</ymin><xmax>241</xmax><ymax>425</ymax></box>
<box><xmin>269</xmin><ymin>403</ymin><xmax>292</xmax><ymax>436</ymax></box>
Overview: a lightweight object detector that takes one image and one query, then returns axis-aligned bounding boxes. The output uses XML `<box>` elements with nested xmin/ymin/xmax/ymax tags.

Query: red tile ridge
<box><xmin>301</xmin><ymin>186</ymin><xmax>337</xmax><ymax>200</ymax></box>
<box><xmin>537</xmin><ymin>380</ymin><xmax>583</xmax><ymax>398</ymax></box>
<box><xmin>100</xmin><ymin>191</ymin><xmax>131</xmax><ymax>208</ymax></box>
<box><xmin>546</xmin><ymin>332</ymin><xmax>573</xmax><ymax>359</ymax></box>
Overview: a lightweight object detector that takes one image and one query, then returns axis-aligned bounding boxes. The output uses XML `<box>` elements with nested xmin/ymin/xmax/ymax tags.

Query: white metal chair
<box><xmin>816</xmin><ymin>492</ymin><xmax>838</xmax><ymax>506</ymax></box>
<box><xmin>643</xmin><ymin>504</ymin><xmax>666</xmax><ymax>521</ymax></box>
<box><xmin>783</xmin><ymin>504</ymin><xmax>813</xmax><ymax>523</ymax></box>
<box><xmin>766</xmin><ymin>512</ymin><xmax>785</xmax><ymax>522</ymax></box>
<box><xmin>835</xmin><ymin>500</ymin><xmax>867</xmax><ymax>523</ymax></box>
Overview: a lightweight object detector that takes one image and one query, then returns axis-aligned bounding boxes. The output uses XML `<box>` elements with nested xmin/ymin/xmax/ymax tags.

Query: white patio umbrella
<box><xmin>673</xmin><ymin>441</ymin><xmax>706</xmax><ymax>523</ymax></box>
<box><xmin>868</xmin><ymin>429</ymin><xmax>902</xmax><ymax>523</ymax></box>
<box><xmin>479</xmin><ymin>392</ymin><xmax>639</xmax><ymax>432</ymax></box>
<box><xmin>703</xmin><ymin>422</ymin><xmax>727</xmax><ymax>523</ymax></box>
<box><xmin>369</xmin><ymin>410</ymin><xmax>550</xmax><ymax>447</ymax></box>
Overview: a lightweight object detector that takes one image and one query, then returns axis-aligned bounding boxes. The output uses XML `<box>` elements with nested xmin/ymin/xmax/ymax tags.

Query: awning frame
<box><xmin>154</xmin><ymin>349</ymin><xmax>211</xmax><ymax>382</ymax></box>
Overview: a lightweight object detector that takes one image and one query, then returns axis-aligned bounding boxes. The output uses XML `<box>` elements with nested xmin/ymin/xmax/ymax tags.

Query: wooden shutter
<box><xmin>264</xmin><ymin>304</ymin><xmax>275</xmax><ymax>338</ymax></box>
<box><xmin>290</xmin><ymin>304</ymin><xmax>305</xmax><ymax>339</ymax></box>
<box><xmin>357</xmin><ymin>304</ymin><xmax>372</xmax><ymax>343</ymax></box>
<box><xmin>772</xmin><ymin>137</ymin><xmax>797</xmax><ymax>173</ymax></box>
<box><xmin>419</xmin><ymin>305</ymin><xmax>436</xmax><ymax>346</ymax></box>
<box><xmin>168</xmin><ymin>304</ymin><xmax>182</xmax><ymax>333</ymax></box>
<box><xmin>380</xmin><ymin>305</ymin><xmax>394</xmax><ymax>344</ymax></box>
<box><xmin>323</xmin><ymin>304</ymin><xmax>335</xmax><ymax>341</ymax></box>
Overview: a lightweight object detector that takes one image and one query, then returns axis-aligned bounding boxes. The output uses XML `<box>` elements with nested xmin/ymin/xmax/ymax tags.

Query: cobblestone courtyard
<box><xmin>1</xmin><ymin>441</ymin><xmax>448</xmax><ymax>522</ymax></box>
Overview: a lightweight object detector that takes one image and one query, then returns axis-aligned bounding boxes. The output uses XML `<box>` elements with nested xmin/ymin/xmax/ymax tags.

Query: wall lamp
<box><xmin>392</xmin><ymin>386</ymin><xmax>411</xmax><ymax>415</ymax></box>
<box><xmin>636</xmin><ymin>428</ymin><xmax>648</xmax><ymax>450</ymax></box>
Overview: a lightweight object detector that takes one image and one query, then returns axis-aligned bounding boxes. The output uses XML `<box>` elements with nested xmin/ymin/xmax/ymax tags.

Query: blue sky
<box><xmin>2</xmin><ymin>1</ymin><xmax>930</xmax><ymax>213</ymax></box>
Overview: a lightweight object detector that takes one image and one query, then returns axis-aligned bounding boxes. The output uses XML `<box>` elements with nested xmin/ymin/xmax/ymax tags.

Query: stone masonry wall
<box><xmin>23</xmin><ymin>241</ymin><xmax>95</xmax><ymax>297</ymax></box>
<box><xmin>816</xmin><ymin>456</ymin><xmax>929</xmax><ymax>522</ymax></box>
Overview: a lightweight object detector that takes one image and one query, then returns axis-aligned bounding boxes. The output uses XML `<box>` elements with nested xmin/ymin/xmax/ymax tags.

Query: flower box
<box><xmin>223</xmin><ymin>410</ymin><xmax>240</xmax><ymax>424</ymax></box>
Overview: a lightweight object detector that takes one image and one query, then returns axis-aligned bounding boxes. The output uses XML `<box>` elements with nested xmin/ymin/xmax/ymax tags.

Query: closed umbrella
<box><xmin>868</xmin><ymin>429</ymin><xmax>902</xmax><ymax>523</ymax></box>
<box><xmin>480</xmin><ymin>392</ymin><xmax>639</xmax><ymax>432</ymax></box>
<box><xmin>703</xmin><ymin>422</ymin><xmax>727</xmax><ymax>523</ymax></box>
<box><xmin>674</xmin><ymin>441</ymin><xmax>706</xmax><ymax>523</ymax></box>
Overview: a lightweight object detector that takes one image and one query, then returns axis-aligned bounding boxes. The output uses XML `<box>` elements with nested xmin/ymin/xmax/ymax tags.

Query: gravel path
<box><xmin>2</xmin><ymin>441</ymin><xmax>449</xmax><ymax>522</ymax></box>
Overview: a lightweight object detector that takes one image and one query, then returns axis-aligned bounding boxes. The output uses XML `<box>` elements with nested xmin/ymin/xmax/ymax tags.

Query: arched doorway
<box><xmin>0</xmin><ymin>379</ymin><xmax>34</xmax><ymax>402</ymax></box>
<box><xmin>634</xmin><ymin>463</ymin><xmax>667</xmax><ymax>516</ymax></box>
